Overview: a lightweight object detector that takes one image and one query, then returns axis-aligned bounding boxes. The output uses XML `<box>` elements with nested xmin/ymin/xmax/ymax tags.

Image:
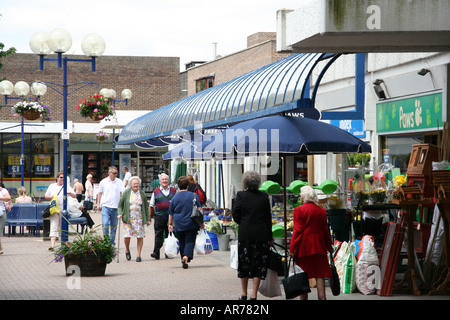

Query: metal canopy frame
<box><xmin>118</xmin><ymin>52</ymin><xmax>365</xmax><ymax>145</ymax></box>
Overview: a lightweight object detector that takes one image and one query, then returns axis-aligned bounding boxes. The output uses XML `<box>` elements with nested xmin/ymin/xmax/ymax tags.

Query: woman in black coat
<box><xmin>232</xmin><ymin>171</ymin><xmax>273</xmax><ymax>300</ymax></box>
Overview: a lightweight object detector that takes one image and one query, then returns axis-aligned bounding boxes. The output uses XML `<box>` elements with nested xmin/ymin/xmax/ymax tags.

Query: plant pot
<box><xmin>97</xmin><ymin>136</ymin><xmax>107</xmax><ymax>141</ymax></box>
<box><xmin>22</xmin><ymin>110</ymin><xmax>42</xmax><ymax>120</ymax></box>
<box><xmin>327</xmin><ymin>209</ymin><xmax>350</xmax><ymax>242</ymax></box>
<box><xmin>88</xmin><ymin>111</ymin><xmax>110</xmax><ymax>122</ymax></box>
<box><xmin>217</xmin><ymin>233</ymin><xmax>230</xmax><ymax>251</ymax></box>
<box><xmin>64</xmin><ymin>254</ymin><xmax>107</xmax><ymax>277</ymax></box>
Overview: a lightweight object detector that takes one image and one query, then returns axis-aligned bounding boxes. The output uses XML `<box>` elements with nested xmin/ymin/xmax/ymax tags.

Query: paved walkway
<box><xmin>0</xmin><ymin>211</ymin><xmax>448</xmax><ymax>301</ymax></box>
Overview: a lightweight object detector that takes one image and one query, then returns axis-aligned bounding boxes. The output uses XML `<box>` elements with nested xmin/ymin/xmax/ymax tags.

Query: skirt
<box><xmin>237</xmin><ymin>240</ymin><xmax>269</xmax><ymax>279</ymax></box>
<box><xmin>296</xmin><ymin>254</ymin><xmax>332</xmax><ymax>279</ymax></box>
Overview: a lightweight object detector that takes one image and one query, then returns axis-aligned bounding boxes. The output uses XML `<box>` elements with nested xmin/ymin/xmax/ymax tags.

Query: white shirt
<box><xmin>98</xmin><ymin>177</ymin><xmax>124</xmax><ymax>208</ymax></box>
<box><xmin>45</xmin><ymin>183</ymin><xmax>75</xmax><ymax>211</ymax></box>
<box><xmin>85</xmin><ymin>180</ymin><xmax>93</xmax><ymax>198</ymax></box>
<box><xmin>123</xmin><ymin>172</ymin><xmax>132</xmax><ymax>189</ymax></box>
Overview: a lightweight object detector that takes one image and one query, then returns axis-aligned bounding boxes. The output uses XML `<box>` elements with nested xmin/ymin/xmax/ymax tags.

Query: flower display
<box><xmin>370</xmin><ymin>188</ymin><xmax>387</xmax><ymax>204</ymax></box>
<box><xmin>206</xmin><ymin>217</ymin><xmax>225</xmax><ymax>235</ymax></box>
<box><xmin>76</xmin><ymin>94</ymin><xmax>115</xmax><ymax>120</ymax></box>
<box><xmin>11</xmin><ymin>99</ymin><xmax>51</xmax><ymax>121</ymax></box>
<box><xmin>53</xmin><ymin>225</ymin><xmax>115</xmax><ymax>264</ymax></box>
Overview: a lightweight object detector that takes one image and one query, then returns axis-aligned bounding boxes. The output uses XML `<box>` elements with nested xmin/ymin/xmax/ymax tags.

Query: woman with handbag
<box><xmin>289</xmin><ymin>186</ymin><xmax>333</xmax><ymax>300</ymax></box>
<box><xmin>45</xmin><ymin>171</ymin><xmax>77</xmax><ymax>251</ymax></box>
<box><xmin>232</xmin><ymin>171</ymin><xmax>273</xmax><ymax>300</ymax></box>
<box><xmin>168</xmin><ymin>176</ymin><xmax>203</xmax><ymax>269</ymax></box>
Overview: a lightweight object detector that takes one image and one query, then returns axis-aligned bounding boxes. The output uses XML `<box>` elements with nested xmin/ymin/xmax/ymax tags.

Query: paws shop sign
<box><xmin>376</xmin><ymin>93</ymin><xmax>442</xmax><ymax>134</ymax></box>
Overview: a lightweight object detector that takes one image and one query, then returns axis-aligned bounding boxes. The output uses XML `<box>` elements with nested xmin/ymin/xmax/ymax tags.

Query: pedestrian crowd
<box><xmin>0</xmin><ymin>167</ymin><xmax>333</xmax><ymax>300</ymax></box>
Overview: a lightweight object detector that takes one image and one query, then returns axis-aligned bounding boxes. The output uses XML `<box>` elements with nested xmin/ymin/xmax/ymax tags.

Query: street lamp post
<box><xmin>29</xmin><ymin>28</ymin><xmax>106</xmax><ymax>242</ymax></box>
<box><xmin>0</xmin><ymin>80</ymin><xmax>47</xmax><ymax>187</ymax></box>
<box><xmin>99</xmin><ymin>88</ymin><xmax>132</xmax><ymax>162</ymax></box>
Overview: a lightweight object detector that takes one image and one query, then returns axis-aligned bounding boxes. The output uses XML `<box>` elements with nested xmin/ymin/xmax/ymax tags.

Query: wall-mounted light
<box><xmin>373</xmin><ymin>79</ymin><xmax>387</xmax><ymax>100</ymax></box>
<box><xmin>417</xmin><ymin>68</ymin><xmax>430</xmax><ymax>76</ymax></box>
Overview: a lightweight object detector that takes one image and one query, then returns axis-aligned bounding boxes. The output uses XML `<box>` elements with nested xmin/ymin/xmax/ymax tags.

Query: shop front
<box><xmin>376</xmin><ymin>92</ymin><xmax>443</xmax><ymax>174</ymax></box>
<box><xmin>68</xmin><ymin>133</ymin><xmax>169</xmax><ymax>199</ymax></box>
<box><xmin>0</xmin><ymin>132</ymin><xmax>60</xmax><ymax>199</ymax></box>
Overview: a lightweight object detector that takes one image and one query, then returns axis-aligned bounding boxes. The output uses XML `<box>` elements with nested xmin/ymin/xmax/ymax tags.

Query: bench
<box><xmin>6</xmin><ymin>203</ymin><xmax>87</xmax><ymax>237</ymax></box>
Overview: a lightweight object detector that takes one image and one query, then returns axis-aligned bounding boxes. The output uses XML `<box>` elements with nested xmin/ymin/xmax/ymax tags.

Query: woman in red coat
<box><xmin>289</xmin><ymin>186</ymin><xmax>333</xmax><ymax>300</ymax></box>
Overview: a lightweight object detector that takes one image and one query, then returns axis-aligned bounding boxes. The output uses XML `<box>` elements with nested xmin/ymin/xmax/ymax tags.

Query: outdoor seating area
<box><xmin>5</xmin><ymin>202</ymin><xmax>88</xmax><ymax>237</ymax></box>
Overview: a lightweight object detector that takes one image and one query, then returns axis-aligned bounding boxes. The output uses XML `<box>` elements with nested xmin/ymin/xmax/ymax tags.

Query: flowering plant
<box><xmin>11</xmin><ymin>99</ymin><xmax>51</xmax><ymax>121</ymax></box>
<box><xmin>53</xmin><ymin>225</ymin><xmax>115</xmax><ymax>264</ymax></box>
<box><xmin>77</xmin><ymin>94</ymin><xmax>115</xmax><ymax>119</ymax></box>
<box><xmin>206</xmin><ymin>217</ymin><xmax>225</xmax><ymax>235</ymax></box>
<box><xmin>96</xmin><ymin>130</ymin><xmax>110</xmax><ymax>140</ymax></box>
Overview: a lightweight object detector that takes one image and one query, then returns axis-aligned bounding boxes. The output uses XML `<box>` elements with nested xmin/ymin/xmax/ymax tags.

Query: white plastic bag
<box><xmin>196</xmin><ymin>229</ymin><xmax>214</xmax><ymax>255</ymax></box>
<box><xmin>259</xmin><ymin>268</ymin><xmax>282</xmax><ymax>297</ymax></box>
<box><xmin>356</xmin><ymin>236</ymin><xmax>379</xmax><ymax>295</ymax></box>
<box><xmin>164</xmin><ymin>232</ymin><xmax>179</xmax><ymax>259</ymax></box>
<box><xmin>230</xmin><ymin>240</ymin><xmax>238</xmax><ymax>270</ymax></box>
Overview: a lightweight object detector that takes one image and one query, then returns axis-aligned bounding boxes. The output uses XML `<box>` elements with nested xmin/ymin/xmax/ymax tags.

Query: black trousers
<box><xmin>153</xmin><ymin>215</ymin><xmax>169</xmax><ymax>256</ymax></box>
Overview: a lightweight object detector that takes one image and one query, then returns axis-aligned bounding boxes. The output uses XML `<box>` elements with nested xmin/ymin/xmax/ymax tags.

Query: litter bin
<box><xmin>327</xmin><ymin>209</ymin><xmax>351</xmax><ymax>242</ymax></box>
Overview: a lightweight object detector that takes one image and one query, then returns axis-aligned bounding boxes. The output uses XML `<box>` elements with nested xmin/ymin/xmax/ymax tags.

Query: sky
<box><xmin>1</xmin><ymin>0</ymin><xmax>301</xmax><ymax>70</ymax></box>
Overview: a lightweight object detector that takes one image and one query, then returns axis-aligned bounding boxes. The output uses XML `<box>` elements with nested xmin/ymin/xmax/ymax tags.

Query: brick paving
<box><xmin>0</xmin><ymin>211</ymin><xmax>448</xmax><ymax>301</ymax></box>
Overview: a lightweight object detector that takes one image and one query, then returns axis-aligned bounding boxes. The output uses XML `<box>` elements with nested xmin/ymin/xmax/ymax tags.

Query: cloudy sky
<box><xmin>1</xmin><ymin>0</ymin><xmax>301</xmax><ymax>69</ymax></box>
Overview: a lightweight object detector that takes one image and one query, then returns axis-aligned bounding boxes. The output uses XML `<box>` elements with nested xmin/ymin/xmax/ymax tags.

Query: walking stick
<box><xmin>116</xmin><ymin>220</ymin><xmax>121</xmax><ymax>263</ymax></box>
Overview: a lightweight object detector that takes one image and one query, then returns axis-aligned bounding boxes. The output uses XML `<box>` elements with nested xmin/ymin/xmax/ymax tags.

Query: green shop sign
<box><xmin>376</xmin><ymin>92</ymin><xmax>442</xmax><ymax>134</ymax></box>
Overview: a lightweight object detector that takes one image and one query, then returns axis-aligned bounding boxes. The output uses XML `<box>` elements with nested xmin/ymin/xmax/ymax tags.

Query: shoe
<box><xmin>150</xmin><ymin>253</ymin><xmax>160</xmax><ymax>260</ymax></box>
<box><xmin>48</xmin><ymin>247</ymin><xmax>54</xmax><ymax>251</ymax></box>
<box><xmin>250</xmin><ymin>297</ymin><xmax>257</xmax><ymax>300</ymax></box>
<box><xmin>136</xmin><ymin>256</ymin><xmax>141</xmax><ymax>262</ymax></box>
<box><xmin>182</xmin><ymin>256</ymin><xmax>188</xmax><ymax>269</ymax></box>
<box><xmin>126</xmin><ymin>252</ymin><xmax>131</xmax><ymax>261</ymax></box>
<box><xmin>239</xmin><ymin>296</ymin><xmax>247</xmax><ymax>300</ymax></box>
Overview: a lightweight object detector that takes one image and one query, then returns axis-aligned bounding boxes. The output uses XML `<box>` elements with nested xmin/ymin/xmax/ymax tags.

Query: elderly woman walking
<box><xmin>289</xmin><ymin>185</ymin><xmax>333</xmax><ymax>300</ymax></box>
<box><xmin>118</xmin><ymin>176</ymin><xmax>151</xmax><ymax>262</ymax></box>
<box><xmin>232</xmin><ymin>171</ymin><xmax>273</xmax><ymax>300</ymax></box>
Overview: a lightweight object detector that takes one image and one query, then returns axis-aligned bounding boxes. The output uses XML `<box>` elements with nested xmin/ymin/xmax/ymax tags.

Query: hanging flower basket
<box><xmin>96</xmin><ymin>130</ymin><xmax>110</xmax><ymax>141</ymax></box>
<box><xmin>11</xmin><ymin>99</ymin><xmax>51</xmax><ymax>122</ymax></box>
<box><xmin>89</xmin><ymin>110</ymin><xmax>110</xmax><ymax>122</ymax></box>
<box><xmin>77</xmin><ymin>94</ymin><xmax>115</xmax><ymax>122</ymax></box>
<box><xmin>22</xmin><ymin>109</ymin><xmax>43</xmax><ymax>121</ymax></box>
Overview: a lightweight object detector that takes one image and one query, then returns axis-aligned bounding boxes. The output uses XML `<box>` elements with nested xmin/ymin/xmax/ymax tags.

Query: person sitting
<box><xmin>15</xmin><ymin>187</ymin><xmax>33</xmax><ymax>203</ymax></box>
<box><xmin>68</xmin><ymin>196</ymin><xmax>95</xmax><ymax>228</ymax></box>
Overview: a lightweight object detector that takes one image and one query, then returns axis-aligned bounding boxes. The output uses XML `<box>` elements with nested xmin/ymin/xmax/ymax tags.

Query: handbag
<box><xmin>282</xmin><ymin>256</ymin><xmax>311</xmax><ymax>299</ymax></box>
<box><xmin>267</xmin><ymin>244</ymin><xmax>284</xmax><ymax>276</ymax></box>
<box><xmin>83</xmin><ymin>199</ymin><xmax>93</xmax><ymax>210</ymax></box>
<box><xmin>329</xmin><ymin>255</ymin><xmax>341</xmax><ymax>296</ymax></box>
<box><xmin>190</xmin><ymin>194</ymin><xmax>203</xmax><ymax>226</ymax></box>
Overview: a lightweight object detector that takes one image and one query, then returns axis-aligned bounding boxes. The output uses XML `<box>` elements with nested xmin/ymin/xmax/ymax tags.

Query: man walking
<box><xmin>149</xmin><ymin>173</ymin><xmax>176</xmax><ymax>259</ymax></box>
<box><xmin>122</xmin><ymin>166</ymin><xmax>132</xmax><ymax>189</ymax></box>
<box><xmin>97</xmin><ymin>166</ymin><xmax>124</xmax><ymax>245</ymax></box>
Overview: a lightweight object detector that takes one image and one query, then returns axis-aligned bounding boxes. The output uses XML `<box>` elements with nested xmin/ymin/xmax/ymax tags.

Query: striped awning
<box><xmin>118</xmin><ymin>53</ymin><xmax>334</xmax><ymax>145</ymax></box>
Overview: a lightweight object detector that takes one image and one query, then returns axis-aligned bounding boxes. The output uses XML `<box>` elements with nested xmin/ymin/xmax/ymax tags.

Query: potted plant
<box><xmin>96</xmin><ymin>130</ymin><xmax>110</xmax><ymax>141</ymax></box>
<box><xmin>76</xmin><ymin>94</ymin><xmax>115</xmax><ymax>121</ymax></box>
<box><xmin>206</xmin><ymin>217</ymin><xmax>230</xmax><ymax>251</ymax></box>
<box><xmin>12</xmin><ymin>99</ymin><xmax>51</xmax><ymax>121</ymax></box>
<box><xmin>370</xmin><ymin>188</ymin><xmax>387</xmax><ymax>204</ymax></box>
<box><xmin>52</xmin><ymin>224</ymin><xmax>115</xmax><ymax>276</ymax></box>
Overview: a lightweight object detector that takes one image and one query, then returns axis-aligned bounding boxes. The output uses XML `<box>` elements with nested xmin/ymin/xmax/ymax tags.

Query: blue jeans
<box><xmin>101</xmin><ymin>206</ymin><xmax>118</xmax><ymax>245</ymax></box>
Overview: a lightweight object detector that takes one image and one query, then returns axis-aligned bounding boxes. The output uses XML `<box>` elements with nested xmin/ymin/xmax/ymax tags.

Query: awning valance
<box><xmin>118</xmin><ymin>53</ymin><xmax>333</xmax><ymax>145</ymax></box>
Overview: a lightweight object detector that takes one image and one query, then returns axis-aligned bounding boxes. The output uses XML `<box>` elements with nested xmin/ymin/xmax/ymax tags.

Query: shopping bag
<box><xmin>259</xmin><ymin>268</ymin><xmax>282</xmax><ymax>297</ymax></box>
<box><xmin>230</xmin><ymin>241</ymin><xmax>238</xmax><ymax>270</ymax></box>
<box><xmin>196</xmin><ymin>229</ymin><xmax>213</xmax><ymax>255</ymax></box>
<box><xmin>164</xmin><ymin>232</ymin><xmax>179</xmax><ymax>258</ymax></box>
<box><xmin>49</xmin><ymin>195</ymin><xmax>60</xmax><ymax>215</ymax></box>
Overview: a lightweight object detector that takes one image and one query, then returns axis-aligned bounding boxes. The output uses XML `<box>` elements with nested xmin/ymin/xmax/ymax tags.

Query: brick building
<box><xmin>0</xmin><ymin>53</ymin><xmax>180</xmax><ymax>196</ymax></box>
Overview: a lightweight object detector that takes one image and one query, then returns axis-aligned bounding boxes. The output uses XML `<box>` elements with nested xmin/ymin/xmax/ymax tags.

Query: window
<box><xmin>195</xmin><ymin>75</ymin><xmax>214</xmax><ymax>93</ymax></box>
